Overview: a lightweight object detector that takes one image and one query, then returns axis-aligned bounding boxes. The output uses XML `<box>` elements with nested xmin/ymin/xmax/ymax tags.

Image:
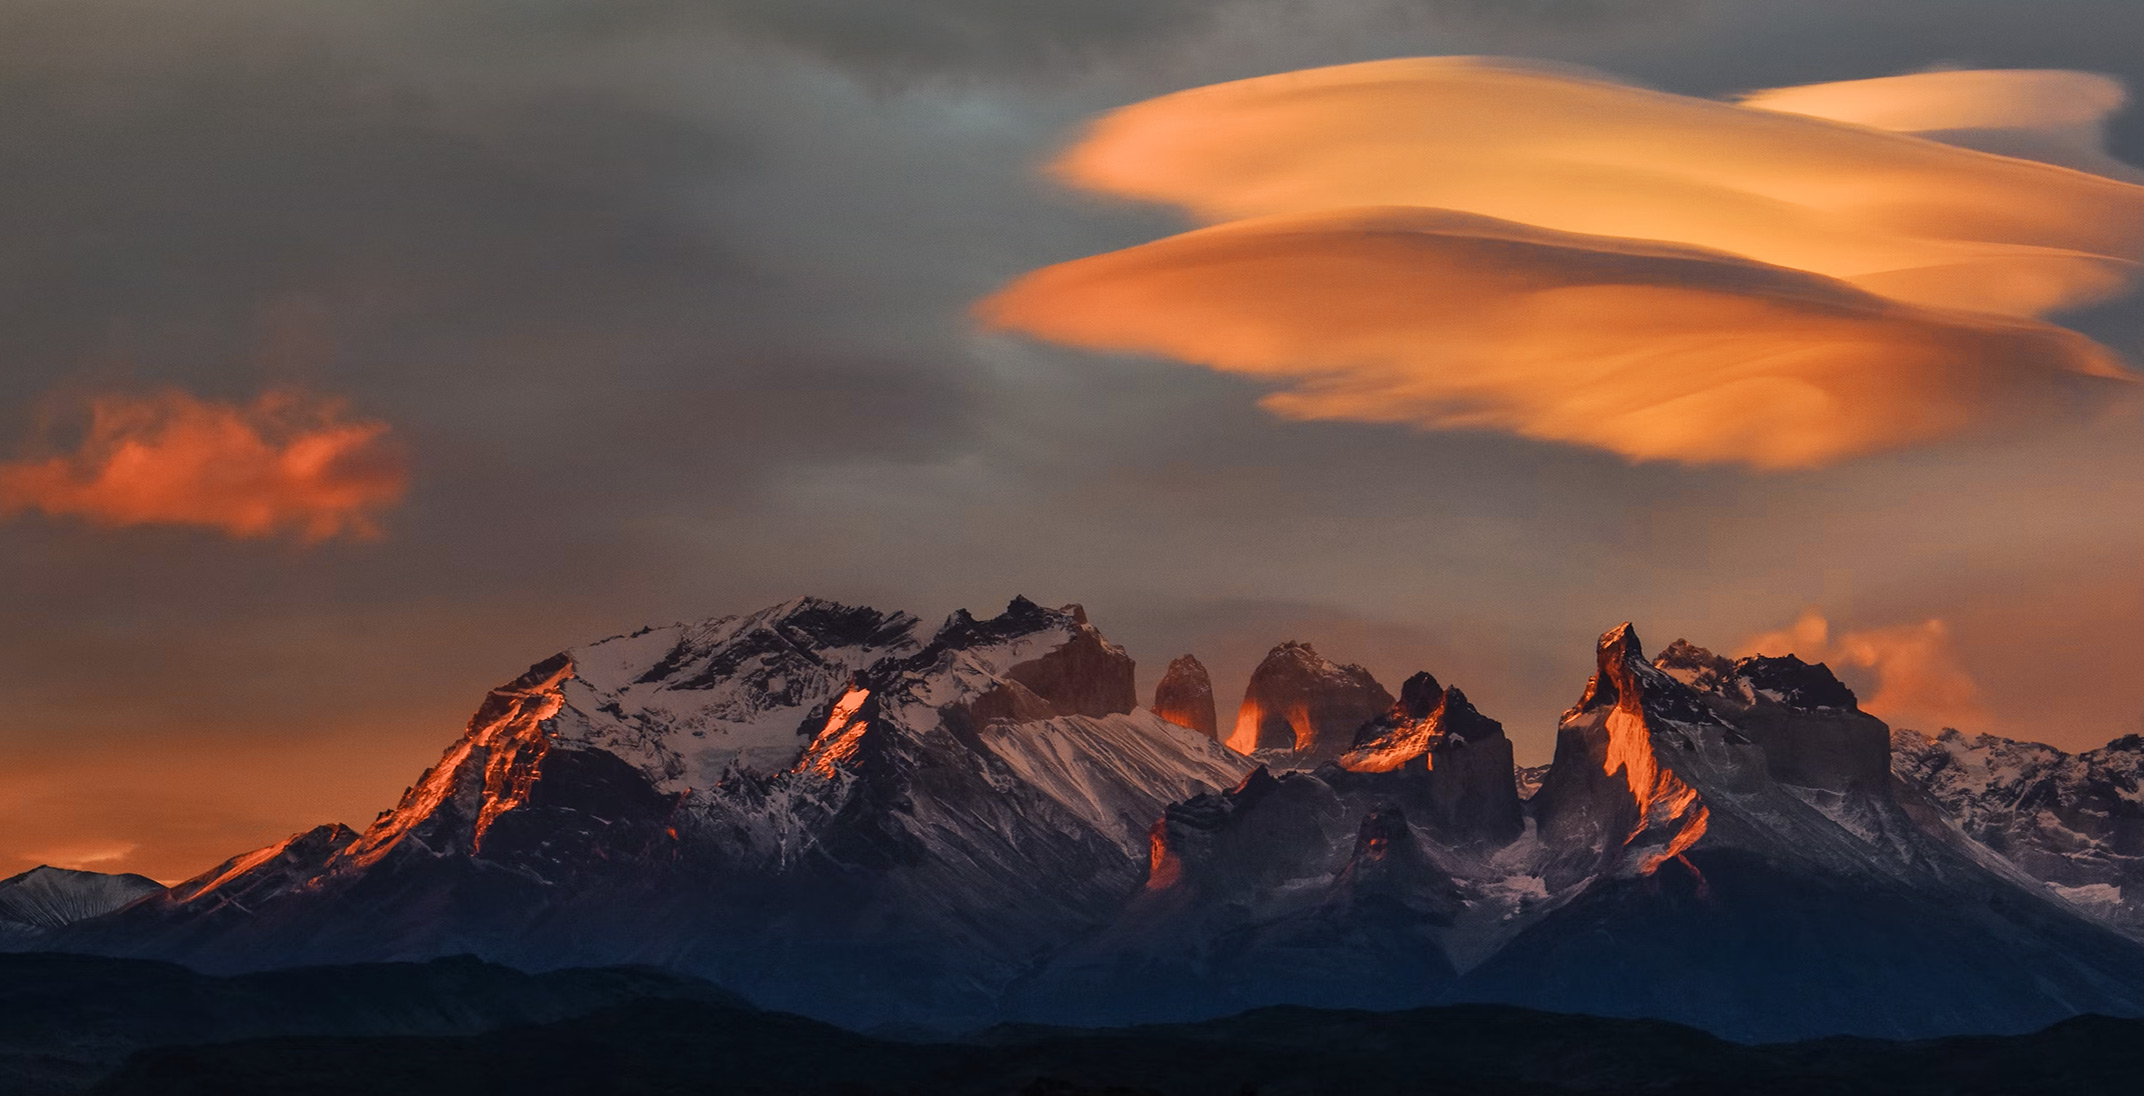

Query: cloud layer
<box><xmin>0</xmin><ymin>389</ymin><xmax>407</xmax><ymax>541</ymax></box>
<box><xmin>983</xmin><ymin>57</ymin><xmax>2144</xmax><ymax>467</ymax></box>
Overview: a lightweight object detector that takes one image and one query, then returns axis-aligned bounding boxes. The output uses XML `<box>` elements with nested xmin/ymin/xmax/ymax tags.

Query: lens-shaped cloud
<box><xmin>0</xmin><ymin>389</ymin><xmax>407</xmax><ymax>542</ymax></box>
<box><xmin>981</xmin><ymin>208</ymin><xmax>2127</xmax><ymax>468</ymax></box>
<box><xmin>1740</xmin><ymin>69</ymin><xmax>2126</xmax><ymax>136</ymax></box>
<box><xmin>980</xmin><ymin>57</ymin><xmax>2144</xmax><ymax>467</ymax></box>
<box><xmin>1740</xmin><ymin>69</ymin><xmax>2144</xmax><ymax>183</ymax></box>
<box><xmin>1048</xmin><ymin>57</ymin><xmax>2144</xmax><ymax>318</ymax></box>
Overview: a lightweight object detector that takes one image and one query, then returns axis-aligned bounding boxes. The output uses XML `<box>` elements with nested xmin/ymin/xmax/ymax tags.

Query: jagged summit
<box><xmin>1152</xmin><ymin>654</ymin><xmax>1218</xmax><ymax>739</ymax></box>
<box><xmin>1227</xmin><ymin>641</ymin><xmax>1394</xmax><ymax>763</ymax></box>
<box><xmin>1655</xmin><ymin>637</ymin><xmax>1863</xmax><ymax>714</ymax></box>
<box><xmin>1335</xmin><ymin>675</ymin><xmax>1523</xmax><ymax>845</ymax></box>
<box><xmin>1651</xmin><ymin>637</ymin><xmax>1887</xmax><ymax>794</ymax></box>
<box><xmin>1393</xmin><ymin>671</ymin><xmax>1445</xmax><ymax>721</ymax></box>
<box><xmin>1535</xmin><ymin>623</ymin><xmax>1716</xmax><ymax>883</ymax></box>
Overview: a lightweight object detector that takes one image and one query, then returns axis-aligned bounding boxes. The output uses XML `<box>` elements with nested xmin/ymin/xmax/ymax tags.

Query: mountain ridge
<box><xmin>30</xmin><ymin>596</ymin><xmax>2144</xmax><ymax>1040</ymax></box>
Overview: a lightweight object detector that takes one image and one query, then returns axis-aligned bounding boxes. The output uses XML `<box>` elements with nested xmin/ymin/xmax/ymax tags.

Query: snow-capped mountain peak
<box><xmin>0</xmin><ymin>866</ymin><xmax>163</xmax><ymax>933</ymax></box>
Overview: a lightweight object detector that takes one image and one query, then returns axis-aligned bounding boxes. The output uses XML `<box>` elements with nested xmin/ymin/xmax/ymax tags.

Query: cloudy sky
<box><xmin>5</xmin><ymin>0</ymin><xmax>2144</xmax><ymax>882</ymax></box>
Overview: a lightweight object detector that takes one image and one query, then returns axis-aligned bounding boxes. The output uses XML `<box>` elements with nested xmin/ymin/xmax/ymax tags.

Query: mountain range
<box><xmin>17</xmin><ymin>596</ymin><xmax>2144</xmax><ymax>1041</ymax></box>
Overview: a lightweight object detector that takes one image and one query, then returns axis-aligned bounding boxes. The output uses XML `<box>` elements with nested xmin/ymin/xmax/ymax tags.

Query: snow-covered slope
<box><xmin>0</xmin><ymin>867</ymin><xmax>164</xmax><ymax>948</ymax></box>
<box><xmin>553</xmin><ymin>598</ymin><xmax>927</xmax><ymax>788</ymax></box>
<box><xmin>1893</xmin><ymin>727</ymin><xmax>2144</xmax><ymax>940</ymax></box>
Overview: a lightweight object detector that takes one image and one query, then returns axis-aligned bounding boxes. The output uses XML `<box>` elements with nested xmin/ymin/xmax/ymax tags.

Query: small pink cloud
<box><xmin>0</xmin><ymin>388</ymin><xmax>408</xmax><ymax>542</ymax></box>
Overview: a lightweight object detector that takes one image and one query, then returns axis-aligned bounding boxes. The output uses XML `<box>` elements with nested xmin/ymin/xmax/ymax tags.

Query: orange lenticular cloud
<box><xmin>981</xmin><ymin>207</ymin><xmax>2127</xmax><ymax>468</ymax></box>
<box><xmin>0</xmin><ymin>389</ymin><xmax>408</xmax><ymax>541</ymax></box>
<box><xmin>981</xmin><ymin>57</ymin><xmax>2144</xmax><ymax>467</ymax></box>
<box><xmin>1740</xmin><ymin>69</ymin><xmax>2126</xmax><ymax>139</ymax></box>
<box><xmin>1742</xmin><ymin>610</ymin><xmax>1987</xmax><ymax>732</ymax></box>
<box><xmin>1048</xmin><ymin>57</ymin><xmax>2144</xmax><ymax>319</ymax></box>
<box><xmin>1738</xmin><ymin>69</ymin><xmax>2143</xmax><ymax>183</ymax></box>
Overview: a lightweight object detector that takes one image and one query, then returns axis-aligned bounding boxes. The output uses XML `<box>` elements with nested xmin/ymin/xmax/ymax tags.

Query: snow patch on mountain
<box><xmin>976</xmin><ymin>712</ymin><xmax>1253</xmax><ymax>856</ymax></box>
<box><xmin>1893</xmin><ymin>727</ymin><xmax>2144</xmax><ymax>940</ymax></box>
<box><xmin>554</xmin><ymin>599</ymin><xmax>926</xmax><ymax>789</ymax></box>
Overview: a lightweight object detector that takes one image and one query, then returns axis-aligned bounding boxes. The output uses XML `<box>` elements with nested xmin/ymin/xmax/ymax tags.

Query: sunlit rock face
<box><xmin>1531</xmin><ymin>624</ymin><xmax>1715</xmax><ymax>886</ymax></box>
<box><xmin>1893</xmin><ymin>728</ymin><xmax>2144</xmax><ymax>943</ymax></box>
<box><xmin>1338</xmin><ymin>672</ymin><xmax>1524</xmax><ymax>846</ymax></box>
<box><xmin>1151</xmin><ymin>654</ymin><xmax>1218</xmax><ymax>739</ymax></box>
<box><xmin>1228</xmin><ymin>641</ymin><xmax>1393</xmax><ymax>764</ymax></box>
<box><xmin>166</xmin><ymin>824</ymin><xmax>358</xmax><ymax>912</ymax></box>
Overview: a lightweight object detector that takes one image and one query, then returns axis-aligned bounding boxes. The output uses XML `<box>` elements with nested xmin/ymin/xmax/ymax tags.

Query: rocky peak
<box><xmin>1152</xmin><ymin>654</ymin><xmax>1219</xmax><ymax>739</ymax></box>
<box><xmin>1535</xmin><ymin>624</ymin><xmax>1713</xmax><ymax>883</ymax></box>
<box><xmin>1735</xmin><ymin>654</ymin><xmax>1859</xmax><ymax>712</ymax></box>
<box><xmin>1654</xmin><ymin>639</ymin><xmax>1741</xmax><ymax>697</ymax></box>
<box><xmin>621</xmin><ymin>599</ymin><xmax>923</xmax><ymax>696</ymax></box>
<box><xmin>1567</xmin><ymin>623</ymin><xmax>1720</xmax><ymax>729</ymax></box>
<box><xmin>1339</xmin><ymin>680</ymin><xmax>1499</xmax><ymax>770</ymax></box>
<box><xmin>1648</xmin><ymin>639</ymin><xmax>1885</xmax><ymax>793</ymax></box>
<box><xmin>1005</xmin><ymin>624</ymin><xmax>1138</xmax><ymax>719</ymax></box>
<box><xmin>931</xmin><ymin>595</ymin><xmax>1070</xmax><ymax>649</ymax></box>
<box><xmin>930</xmin><ymin>598</ymin><xmax>1138</xmax><ymax>725</ymax></box>
<box><xmin>1394</xmin><ymin>671</ymin><xmax>1444</xmax><ymax>720</ymax></box>
<box><xmin>1227</xmin><ymin>641</ymin><xmax>1394</xmax><ymax>763</ymax></box>
<box><xmin>1653</xmin><ymin>638</ymin><xmax>1861</xmax><ymax>716</ymax></box>
<box><xmin>1333</xmin><ymin>676</ymin><xmax>1523</xmax><ymax>845</ymax></box>
<box><xmin>1347</xmin><ymin>807</ymin><xmax>1408</xmax><ymax>866</ymax></box>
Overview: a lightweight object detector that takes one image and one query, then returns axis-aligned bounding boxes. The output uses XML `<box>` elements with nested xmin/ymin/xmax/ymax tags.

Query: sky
<box><xmin>5</xmin><ymin>0</ymin><xmax>2144</xmax><ymax>883</ymax></box>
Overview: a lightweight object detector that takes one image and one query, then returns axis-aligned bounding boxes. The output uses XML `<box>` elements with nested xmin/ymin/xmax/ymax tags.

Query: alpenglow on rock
<box><xmin>1152</xmin><ymin>654</ymin><xmax>1218</xmax><ymax>739</ymax></box>
<box><xmin>1227</xmin><ymin>641</ymin><xmax>1394</xmax><ymax>764</ymax></box>
<box><xmin>1338</xmin><ymin>671</ymin><xmax>1524</xmax><ymax>845</ymax></box>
